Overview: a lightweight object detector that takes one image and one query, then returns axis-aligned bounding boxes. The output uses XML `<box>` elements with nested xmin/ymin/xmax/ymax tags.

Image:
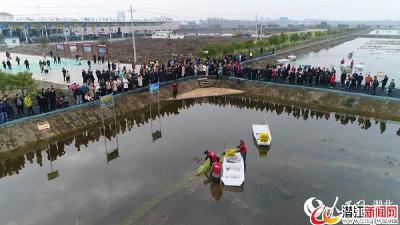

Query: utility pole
<box><xmin>130</xmin><ymin>5</ymin><xmax>137</xmax><ymax>64</ymax></box>
<box><xmin>255</xmin><ymin>14</ymin><xmax>258</xmax><ymax>41</ymax></box>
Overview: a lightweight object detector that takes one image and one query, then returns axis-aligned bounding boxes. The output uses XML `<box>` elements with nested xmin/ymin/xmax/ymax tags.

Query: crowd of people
<box><xmin>0</xmin><ymin>49</ymin><xmax>398</xmax><ymax>124</ymax></box>
<box><xmin>0</xmin><ymin>86</ymin><xmax>71</xmax><ymax>123</ymax></box>
<box><xmin>2</xmin><ymin>52</ymin><xmax>31</xmax><ymax>71</ymax></box>
<box><xmin>221</xmin><ymin>61</ymin><xmax>396</xmax><ymax>97</ymax></box>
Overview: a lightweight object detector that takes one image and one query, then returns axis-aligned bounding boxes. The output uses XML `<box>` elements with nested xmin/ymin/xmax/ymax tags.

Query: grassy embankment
<box><xmin>196</xmin><ymin>28</ymin><xmax>363</xmax><ymax>59</ymax></box>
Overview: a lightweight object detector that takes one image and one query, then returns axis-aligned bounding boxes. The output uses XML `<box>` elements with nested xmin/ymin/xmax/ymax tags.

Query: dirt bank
<box><xmin>1</xmin><ymin>76</ymin><xmax>399</xmax><ymax>154</ymax></box>
<box><xmin>0</xmin><ymin>78</ymin><xmax>200</xmax><ymax>153</ymax></box>
<box><xmin>211</xmin><ymin>78</ymin><xmax>400</xmax><ymax>121</ymax></box>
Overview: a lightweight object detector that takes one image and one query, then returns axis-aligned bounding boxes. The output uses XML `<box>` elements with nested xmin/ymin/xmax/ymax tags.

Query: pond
<box><xmin>0</xmin><ymin>96</ymin><xmax>399</xmax><ymax>225</ymax></box>
<box><xmin>292</xmin><ymin>38</ymin><xmax>400</xmax><ymax>81</ymax></box>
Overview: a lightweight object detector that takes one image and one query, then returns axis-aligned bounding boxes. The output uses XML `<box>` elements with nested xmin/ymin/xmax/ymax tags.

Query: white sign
<box><xmin>38</xmin><ymin>122</ymin><xmax>50</xmax><ymax>132</ymax></box>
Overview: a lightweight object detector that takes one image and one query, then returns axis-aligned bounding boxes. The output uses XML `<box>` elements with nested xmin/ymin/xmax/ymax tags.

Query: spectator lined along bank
<box><xmin>0</xmin><ymin>49</ymin><xmax>397</xmax><ymax>124</ymax></box>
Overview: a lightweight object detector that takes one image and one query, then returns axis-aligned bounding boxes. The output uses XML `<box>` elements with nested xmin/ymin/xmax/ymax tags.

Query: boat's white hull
<box><xmin>252</xmin><ymin>124</ymin><xmax>272</xmax><ymax>146</ymax></box>
<box><xmin>221</xmin><ymin>153</ymin><xmax>245</xmax><ymax>187</ymax></box>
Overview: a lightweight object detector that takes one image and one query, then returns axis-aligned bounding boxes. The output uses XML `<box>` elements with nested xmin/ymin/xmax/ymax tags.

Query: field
<box><xmin>3</xmin><ymin>37</ymin><xmax>244</xmax><ymax>63</ymax></box>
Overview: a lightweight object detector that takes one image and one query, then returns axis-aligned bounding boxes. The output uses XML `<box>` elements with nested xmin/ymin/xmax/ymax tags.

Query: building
<box><xmin>0</xmin><ymin>12</ymin><xmax>14</xmax><ymax>21</ymax></box>
<box><xmin>116</xmin><ymin>11</ymin><xmax>126</xmax><ymax>22</ymax></box>
<box><xmin>0</xmin><ymin>20</ymin><xmax>181</xmax><ymax>43</ymax></box>
<box><xmin>151</xmin><ymin>31</ymin><xmax>184</xmax><ymax>39</ymax></box>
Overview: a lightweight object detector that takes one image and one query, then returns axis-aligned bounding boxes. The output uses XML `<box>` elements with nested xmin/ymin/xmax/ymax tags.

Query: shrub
<box><xmin>0</xmin><ymin>71</ymin><xmax>37</xmax><ymax>95</ymax></box>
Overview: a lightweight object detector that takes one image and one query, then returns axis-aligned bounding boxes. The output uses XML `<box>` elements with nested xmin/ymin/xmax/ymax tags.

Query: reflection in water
<box><xmin>203</xmin><ymin>175</ymin><xmax>224</xmax><ymax>201</ymax></box>
<box><xmin>202</xmin><ymin>174</ymin><xmax>245</xmax><ymax>201</ymax></box>
<box><xmin>46</xmin><ymin>140</ymin><xmax>60</xmax><ymax>181</ymax></box>
<box><xmin>0</xmin><ymin>95</ymin><xmax>398</xmax><ymax>180</ymax></box>
<box><xmin>257</xmin><ymin>146</ymin><xmax>270</xmax><ymax>159</ymax></box>
<box><xmin>252</xmin><ymin>135</ymin><xmax>270</xmax><ymax>158</ymax></box>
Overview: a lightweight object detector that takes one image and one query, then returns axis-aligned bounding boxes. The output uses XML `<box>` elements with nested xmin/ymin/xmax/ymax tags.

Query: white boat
<box><xmin>252</xmin><ymin>123</ymin><xmax>272</xmax><ymax>146</ymax></box>
<box><xmin>287</xmin><ymin>55</ymin><xmax>297</xmax><ymax>60</ymax></box>
<box><xmin>221</xmin><ymin>153</ymin><xmax>245</xmax><ymax>187</ymax></box>
<box><xmin>276</xmin><ymin>58</ymin><xmax>290</xmax><ymax>64</ymax></box>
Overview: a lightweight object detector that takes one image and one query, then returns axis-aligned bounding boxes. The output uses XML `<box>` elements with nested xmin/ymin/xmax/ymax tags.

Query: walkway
<box><xmin>0</xmin><ymin>51</ymin><xmax>134</xmax><ymax>85</ymax></box>
<box><xmin>167</xmin><ymin>87</ymin><xmax>244</xmax><ymax>100</ymax></box>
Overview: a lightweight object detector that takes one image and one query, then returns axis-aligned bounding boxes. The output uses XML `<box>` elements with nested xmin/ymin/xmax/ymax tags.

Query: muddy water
<box><xmin>0</xmin><ymin>96</ymin><xmax>399</xmax><ymax>225</ymax></box>
<box><xmin>291</xmin><ymin>38</ymin><xmax>400</xmax><ymax>80</ymax></box>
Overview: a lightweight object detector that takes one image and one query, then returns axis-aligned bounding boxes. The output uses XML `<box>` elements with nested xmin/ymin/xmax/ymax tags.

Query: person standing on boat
<box><xmin>236</xmin><ymin>140</ymin><xmax>247</xmax><ymax>168</ymax></box>
<box><xmin>211</xmin><ymin>157</ymin><xmax>222</xmax><ymax>180</ymax></box>
<box><xmin>204</xmin><ymin>150</ymin><xmax>218</xmax><ymax>166</ymax></box>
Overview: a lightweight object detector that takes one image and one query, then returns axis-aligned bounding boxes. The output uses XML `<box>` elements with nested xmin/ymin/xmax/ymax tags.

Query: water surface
<box><xmin>0</xmin><ymin>96</ymin><xmax>399</xmax><ymax>225</ymax></box>
<box><xmin>293</xmin><ymin>38</ymin><xmax>400</xmax><ymax>80</ymax></box>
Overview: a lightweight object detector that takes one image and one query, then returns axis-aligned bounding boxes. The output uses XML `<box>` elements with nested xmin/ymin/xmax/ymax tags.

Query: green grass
<box><xmin>196</xmin><ymin>28</ymin><xmax>363</xmax><ymax>59</ymax></box>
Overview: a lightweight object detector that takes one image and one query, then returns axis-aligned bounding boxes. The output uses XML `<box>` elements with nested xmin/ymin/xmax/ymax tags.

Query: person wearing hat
<box><xmin>388</xmin><ymin>79</ymin><xmax>396</xmax><ymax>97</ymax></box>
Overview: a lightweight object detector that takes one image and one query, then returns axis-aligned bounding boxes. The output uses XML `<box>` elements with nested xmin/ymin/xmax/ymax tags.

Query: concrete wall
<box><xmin>0</xmin><ymin>78</ymin><xmax>199</xmax><ymax>153</ymax></box>
<box><xmin>212</xmin><ymin>78</ymin><xmax>400</xmax><ymax>121</ymax></box>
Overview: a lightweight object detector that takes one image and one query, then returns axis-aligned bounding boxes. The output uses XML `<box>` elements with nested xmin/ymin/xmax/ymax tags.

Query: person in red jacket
<box><xmin>330</xmin><ymin>74</ymin><xmax>336</xmax><ymax>87</ymax></box>
<box><xmin>204</xmin><ymin>150</ymin><xmax>218</xmax><ymax>166</ymax></box>
<box><xmin>211</xmin><ymin>157</ymin><xmax>222</xmax><ymax>180</ymax></box>
<box><xmin>172</xmin><ymin>82</ymin><xmax>178</xmax><ymax>99</ymax></box>
<box><xmin>236</xmin><ymin>140</ymin><xmax>247</xmax><ymax>168</ymax></box>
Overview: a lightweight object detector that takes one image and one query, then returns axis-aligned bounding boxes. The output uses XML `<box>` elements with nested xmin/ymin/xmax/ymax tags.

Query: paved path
<box><xmin>168</xmin><ymin>87</ymin><xmax>244</xmax><ymax>100</ymax></box>
<box><xmin>0</xmin><ymin>51</ymin><xmax>133</xmax><ymax>85</ymax></box>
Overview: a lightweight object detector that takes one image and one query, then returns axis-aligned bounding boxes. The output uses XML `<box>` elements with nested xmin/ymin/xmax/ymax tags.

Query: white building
<box><xmin>116</xmin><ymin>11</ymin><xmax>126</xmax><ymax>22</ymax></box>
<box><xmin>151</xmin><ymin>31</ymin><xmax>184</xmax><ymax>39</ymax></box>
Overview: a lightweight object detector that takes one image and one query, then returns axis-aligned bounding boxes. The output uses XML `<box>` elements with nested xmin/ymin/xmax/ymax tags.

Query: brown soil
<box><xmin>4</xmin><ymin>37</ymin><xmax>243</xmax><ymax>64</ymax></box>
<box><xmin>168</xmin><ymin>87</ymin><xmax>244</xmax><ymax>100</ymax></box>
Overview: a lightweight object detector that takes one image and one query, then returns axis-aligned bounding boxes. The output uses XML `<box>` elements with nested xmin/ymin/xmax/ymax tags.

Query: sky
<box><xmin>1</xmin><ymin>0</ymin><xmax>400</xmax><ymax>21</ymax></box>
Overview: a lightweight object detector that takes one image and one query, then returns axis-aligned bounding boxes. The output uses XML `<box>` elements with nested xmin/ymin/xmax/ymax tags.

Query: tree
<box><xmin>279</xmin><ymin>33</ymin><xmax>288</xmax><ymax>44</ymax></box>
<box><xmin>242</xmin><ymin>39</ymin><xmax>255</xmax><ymax>49</ymax></box>
<box><xmin>269</xmin><ymin>35</ymin><xmax>280</xmax><ymax>46</ymax></box>
<box><xmin>314</xmin><ymin>31</ymin><xmax>325</xmax><ymax>38</ymax></box>
<box><xmin>305</xmin><ymin>31</ymin><xmax>313</xmax><ymax>40</ymax></box>
<box><xmin>0</xmin><ymin>71</ymin><xmax>37</xmax><ymax>95</ymax></box>
<box><xmin>0</xmin><ymin>72</ymin><xmax>12</xmax><ymax>94</ymax></box>
<box><xmin>290</xmin><ymin>33</ymin><xmax>300</xmax><ymax>43</ymax></box>
<box><xmin>13</xmin><ymin>72</ymin><xmax>38</xmax><ymax>95</ymax></box>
